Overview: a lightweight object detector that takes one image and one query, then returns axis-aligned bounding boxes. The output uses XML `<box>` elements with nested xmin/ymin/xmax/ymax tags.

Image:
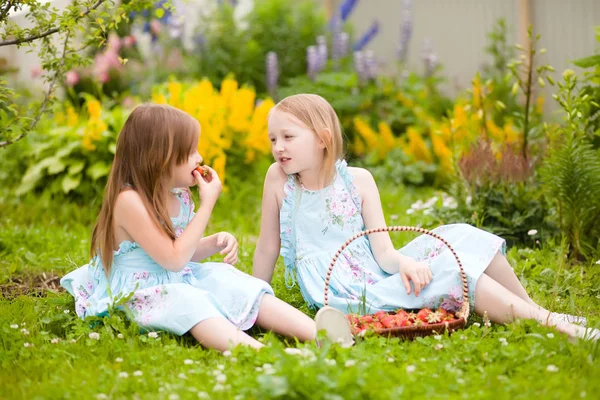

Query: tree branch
<box><xmin>0</xmin><ymin>0</ymin><xmax>105</xmax><ymax>47</ymax></box>
<box><xmin>0</xmin><ymin>30</ymin><xmax>71</xmax><ymax>148</ymax></box>
<box><xmin>0</xmin><ymin>1</ymin><xmax>16</xmax><ymax>23</ymax></box>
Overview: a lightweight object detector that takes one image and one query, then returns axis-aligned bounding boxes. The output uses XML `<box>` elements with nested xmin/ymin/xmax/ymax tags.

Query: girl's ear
<box><xmin>318</xmin><ymin>129</ymin><xmax>332</xmax><ymax>149</ymax></box>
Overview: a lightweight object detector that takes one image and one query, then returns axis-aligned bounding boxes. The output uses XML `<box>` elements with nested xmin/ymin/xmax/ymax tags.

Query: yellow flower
<box><xmin>66</xmin><ymin>106</ymin><xmax>79</xmax><ymax>127</ymax></box>
<box><xmin>220</xmin><ymin>78</ymin><xmax>238</xmax><ymax>107</ymax></box>
<box><xmin>406</xmin><ymin>127</ymin><xmax>432</xmax><ymax>163</ymax></box>
<box><xmin>86</xmin><ymin>99</ymin><xmax>102</xmax><ymax>119</ymax></box>
<box><xmin>432</xmin><ymin>133</ymin><xmax>453</xmax><ymax>172</ymax></box>
<box><xmin>168</xmin><ymin>81</ymin><xmax>183</xmax><ymax>109</ymax></box>
<box><xmin>378</xmin><ymin>121</ymin><xmax>396</xmax><ymax>152</ymax></box>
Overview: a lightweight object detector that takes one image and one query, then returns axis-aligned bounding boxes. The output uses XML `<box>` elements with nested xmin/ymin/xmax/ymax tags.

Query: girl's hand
<box><xmin>216</xmin><ymin>232</ymin><xmax>238</xmax><ymax>265</ymax></box>
<box><xmin>399</xmin><ymin>260</ymin><xmax>432</xmax><ymax>297</ymax></box>
<box><xmin>193</xmin><ymin>166</ymin><xmax>222</xmax><ymax>205</ymax></box>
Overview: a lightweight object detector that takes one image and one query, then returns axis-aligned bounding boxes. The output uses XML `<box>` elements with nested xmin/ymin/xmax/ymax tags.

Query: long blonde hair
<box><xmin>273</xmin><ymin>94</ymin><xmax>344</xmax><ymax>187</ymax></box>
<box><xmin>91</xmin><ymin>103</ymin><xmax>200</xmax><ymax>274</ymax></box>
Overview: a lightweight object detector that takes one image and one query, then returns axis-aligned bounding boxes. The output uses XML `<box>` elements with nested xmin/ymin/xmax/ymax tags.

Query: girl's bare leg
<box><xmin>189</xmin><ymin>318</ymin><xmax>264</xmax><ymax>351</ymax></box>
<box><xmin>474</xmin><ymin>274</ymin><xmax>593</xmax><ymax>339</ymax></box>
<box><xmin>255</xmin><ymin>294</ymin><xmax>317</xmax><ymax>341</ymax></box>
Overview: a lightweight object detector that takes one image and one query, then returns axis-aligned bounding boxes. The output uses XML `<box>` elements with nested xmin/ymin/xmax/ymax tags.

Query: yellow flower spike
<box><xmin>378</xmin><ymin>121</ymin><xmax>396</xmax><ymax>151</ymax></box>
<box><xmin>66</xmin><ymin>106</ymin><xmax>79</xmax><ymax>127</ymax></box>
<box><xmin>168</xmin><ymin>81</ymin><xmax>183</xmax><ymax>108</ymax></box>
<box><xmin>353</xmin><ymin>117</ymin><xmax>379</xmax><ymax>155</ymax></box>
<box><xmin>406</xmin><ymin>127</ymin><xmax>432</xmax><ymax>163</ymax></box>
<box><xmin>86</xmin><ymin>98</ymin><xmax>102</xmax><ymax>119</ymax></box>
<box><xmin>220</xmin><ymin>78</ymin><xmax>238</xmax><ymax>108</ymax></box>
<box><xmin>452</xmin><ymin>104</ymin><xmax>467</xmax><ymax>131</ymax></box>
<box><xmin>431</xmin><ymin>134</ymin><xmax>453</xmax><ymax>172</ymax></box>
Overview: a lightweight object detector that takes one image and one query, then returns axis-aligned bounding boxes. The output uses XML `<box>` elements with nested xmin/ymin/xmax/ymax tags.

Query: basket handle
<box><xmin>323</xmin><ymin>226</ymin><xmax>470</xmax><ymax>320</ymax></box>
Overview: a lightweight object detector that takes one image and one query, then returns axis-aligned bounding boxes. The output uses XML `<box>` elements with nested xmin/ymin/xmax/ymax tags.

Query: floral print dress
<box><xmin>280</xmin><ymin>160</ymin><xmax>505</xmax><ymax>314</ymax></box>
<box><xmin>61</xmin><ymin>189</ymin><xmax>273</xmax><ymax>335</ymax></box>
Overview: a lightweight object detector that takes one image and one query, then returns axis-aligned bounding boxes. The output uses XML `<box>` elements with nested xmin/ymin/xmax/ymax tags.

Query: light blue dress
<box><xmin>280</xmin><ymin>160</ymin><xmax>506</xmax><ymax>314</ymax></box>
<box><xmin>61</xmin><ymin>189</ymin><xmax>273</xmax><ymax>335</ymax></box>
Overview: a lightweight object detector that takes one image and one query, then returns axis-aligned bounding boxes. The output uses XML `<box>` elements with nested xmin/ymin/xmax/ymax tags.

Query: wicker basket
<box><xmin>321</xmin><ymin>226</ymin><xmax>470</xmax><ymax>339</ymax></box>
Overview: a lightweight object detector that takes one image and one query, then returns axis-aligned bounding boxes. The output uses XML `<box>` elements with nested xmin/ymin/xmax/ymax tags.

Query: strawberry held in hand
<box><xmin>194</xmin><ymin>165</ymin><xmax>212</xmax><ymax>182</ymax></box>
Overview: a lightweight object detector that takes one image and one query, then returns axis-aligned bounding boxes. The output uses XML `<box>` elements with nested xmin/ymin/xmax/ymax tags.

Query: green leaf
<box><xmin>155</xmin><ymin>8</ymin><xmax>165</xmax><ymax>18</ymax></box>
<box><xmin>61</xmin><ymin>174</ymin><xmax>81</xmax><ymax>194</ymax></box>
<box><xmin>87</xmin><ymin>161</ymin><xmax>111</xmax><ymax>180</ymax></box>
<box><xmin>572</xmin><ymin>54</ymin><xmax>600</xmax><ymax>68</ymax></box>
<box><xmin>68</xmin><ymin>160</ymin><xmax>85</xmax><ymax>175</ymax></box>
<box><xmin>46</xmin><ymin>157</ymin><xmax>67</xmax><ymax>175</ymax></box>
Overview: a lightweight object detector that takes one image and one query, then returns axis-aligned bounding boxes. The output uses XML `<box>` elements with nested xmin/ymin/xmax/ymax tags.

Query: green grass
<box><xmin>1</xmin><ymin>181</ymin><xmax>599</xmax><ymax>399</ymax></box>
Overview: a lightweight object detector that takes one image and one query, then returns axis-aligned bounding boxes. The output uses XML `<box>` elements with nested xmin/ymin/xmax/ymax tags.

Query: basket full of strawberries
<box><xmin>323</xmin><ymin>226</ymin><xmax>470</xmax><ymax>339</ymax></box>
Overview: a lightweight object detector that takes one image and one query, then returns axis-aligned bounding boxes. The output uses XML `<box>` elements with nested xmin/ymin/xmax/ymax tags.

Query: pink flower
<box><xmin>150</xmin><ymin>20</ymin><xmax>162</xmax><ymax>35</ymax></box>
<box><xmin>65</xmin><ymin>71</ymin><xmax>79</xmax><ymax>86</ymax></box>
<box><xmin>30</xmin><ymin>65</ymin><xmax>43</xmax><ymax>79</ymax></box>
<box><xmin>121</xmin><ymin>35</ymin><xmax>136</xmax><ymax>48</ymax></box>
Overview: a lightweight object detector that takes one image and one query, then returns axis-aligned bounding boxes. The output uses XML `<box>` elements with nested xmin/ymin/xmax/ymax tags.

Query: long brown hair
<box><xmin>91</xmin><ymin>103</ymin><xmax>200</xmax><ymax>275</ymax></box>
<box><xmin>272</xmin><ymin>94</ymin><xmax>344</xmax><ymax>187</ymax></box>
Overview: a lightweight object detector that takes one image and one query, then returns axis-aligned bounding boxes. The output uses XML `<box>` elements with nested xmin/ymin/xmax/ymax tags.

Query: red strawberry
<box><xmin>374</xmin><ymin>311</ymin><xmax>388</xmax><ymax>320</ymax></box>
<box><xmin>416</xmin><ymin>308</ymin><xmax>433</xmax><ymax>323</ymax></box>
<box><xmin>372</xmin><ymin>322</ymin><xmax>384</xmax><ymax>330</ymax></box>
<box><xmin>361</xmin><ymin>315</ymin><xmax>374</xmax><ymax>324</ymax></box>
<box><xmin>381</xmin><ymin>316</ymin><xmax>396</xmax><ymax>329</ymax></box>
<box><xmin>395</xmin><ymin>310</ymin><xmax>409</xmax><ymax>320</ymax></box>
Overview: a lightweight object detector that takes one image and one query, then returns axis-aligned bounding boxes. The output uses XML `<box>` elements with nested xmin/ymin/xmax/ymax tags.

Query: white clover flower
<box><xmin>64</xmin><ymin>309</ymin><xmax>70</xmax><ymax>314</ymax></box>
<box><xmin>547</xmin><ymin>333</ymin><xmax>554</xmax><ymax>339</ymax></box>
<box><xmin>197</xmin><ymin>392</ymin><xmax>209</xmax><ymax>399</ymax></box>
<box><xmin>213</xmin><ymin>384</ymin><xmax>225</xmax><ymax>392</ymax></box>
<box><xmin>184</xmin><ymin>359</ymin><xmax>194</xmax><ymax>365</ymax></box>
<box><xmin>133</xmin><ymin>370</ymin><xmax>143</xmax><ymax>377</ymax></box>
<box><xmin>345</xmin><ymin>360</ymin><xmax>356</xmax><ymax>367</ymax></box>
<box><xmin>406</xmin><ymin>209</ymin><xmax>415</xmax><ymax>215</ymax></box>
<box><xmin>472</xmin><ymin>322</ymin><xmax>481</xmax><ymax>328</ymax></box>
<box><xmin>324</xmin><ymin>359</ymin><xmax>336</xmax><ymax>366</ymax></box>
<box><xmin>527</xmin><ymin>229</ymin><xmax>538</xmax><ymax>236</ymax></box>
<box><xmin>406</xmin><ymin>365</ymin><xmax>416</xmax><ymax>374</ymax></box>
<box><xmin>24</xmin><ymin>342</ymin><xmax>33</xmax><ymax>348</ymax></box>
<box><xmin>255</xmin><ymin>367</ymin><xmax>263</xmax><ymax>372</ymax></box>
<box><xmin>596</xmin><ymin>260</ymin><xmax>600</xmax><ymax>265</ymax></box>
<box><xmin>217</xmin><ymin>364</ymin><xmax>225</xmax><ymax>371</ymax></box>
<box><xmin>178</xmin><ymin>373</ymin><xmax>187</xmax><ymax>379</ymax></box>
<box><xmin>70</xmin><ymin>339</ymin><xmax>77</xmax><ymax>344</ymax></box>
<box><xmin>95</xmin><ymin>394</ymin><xmax>108</xmax><ymax>400</ymax></box>
<box><xmin>499</xmin><ymin>338</ymin><xmax>508</xmax><ymax>346</ymax></box>
<box><xmin>115</xmin><ymin>357</ymin><xmax>123</xmax><ymax>363</ymax></box>
<box><xmin>434</xmin><ymin>344</ymin><xmax>444</xmax><ymax>350</ymax></box>
<box><xmin>21</xmin><ymin>328</ymin><xmax>30</xmax><ymax>335</ymax></box>
<box><xmin>168</xmin><ymin>394</ymin><xmax>180</xmax><ymax>400</ymax></box>
<box><xmin>284</xmin><ymin>348</ymin><xmax>302</xmax><ymax>356</ymax></box>
<box><xmin>460</xmin><ymin>335</ymin><xmax>467</xmax><ymax>340</ymax></box>
<box><xmin>148</xmin><ymin>332</ymin><xmax>159</xmax><ymax>338</ymax></box>
<box><xmin>457</xmin><ymin>378</ymin><xmax>465</xmax><ymax>385</ymax></box>
<box><xmin>10</xmin><ymin>324</ymin><xmax>18</xmax><ymax>329</ymax></box>
<box><xmin>546</xmin><ymin>364</ymin><xmax>559</xmax><ymax>372</ymax></box>
<box><xmin>230</xmin><ymin>357</ymin><xmax>237</xmax><ymax>363</ymax></box>
<box><xmin>433</xmin><ymin>335</ymin><xmax>442</xmax><ymax>340</ymax></box>
<box><xmin>222</xmin><ymin>350</ymin><xmax>232</xmax><ymax>357</ymax></box>
<box><xmin>215</xmin><ymin>374</ymin><xmax>227</xmax><ymax>383</ymax></box>
<box><xmin>117</xmin><ymin>334</ymin><xmax>124</xmax><ymax>339</ymax></box>
<box><xmin>387</xmin><ymin>357</ymin><xmax>395</xmax><ymax>363</ymax></box>
<box><xmin>51</xmin><ymin>338</ymin><xmax>60</xmax><ymax>344</ymax></box>
<box><xmin>89</xmin><ymin>332</ymin><xmax>100</xmax><ymax>340</ymax></box>
<box><xmin>118</xmin><ymin>372</ymin><xmax>129</xmax><ymax>378</ymax></box>
<box><xmin>390</xmin><ymin>214</ymin><xmax>399</xmax><ymax>220</ymax></box>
